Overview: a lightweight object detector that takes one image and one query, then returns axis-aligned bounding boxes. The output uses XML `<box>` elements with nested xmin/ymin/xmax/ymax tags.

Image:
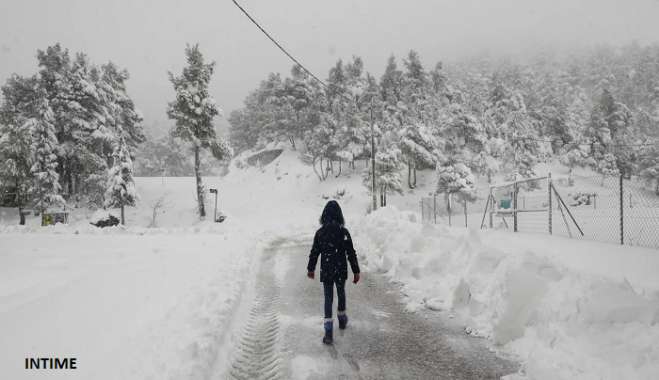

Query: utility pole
<box><xmin>370</xmin><ymin>99</ymin><xmax>377</xmax><ymax>211</ymax></box>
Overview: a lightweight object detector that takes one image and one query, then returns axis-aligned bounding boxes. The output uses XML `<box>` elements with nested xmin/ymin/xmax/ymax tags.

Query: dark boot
<box><xmin>338</xmin><ymin>312</ymin><xmax>348</xmax><ymax>330</ymax></box>
<box><xmin>322</xmin><ymin>320</ymin><xmax>333</xmax><ymax>344</ymax></box>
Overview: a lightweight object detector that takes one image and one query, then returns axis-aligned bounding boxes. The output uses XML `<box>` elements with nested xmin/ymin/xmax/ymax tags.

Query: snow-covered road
<box><xmin>221</xmin><ymin>237</ymin><xmax>517</xmax><ymax>379</ymax></box>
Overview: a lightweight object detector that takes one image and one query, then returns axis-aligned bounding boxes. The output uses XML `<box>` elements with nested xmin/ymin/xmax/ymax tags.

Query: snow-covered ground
<box><xmin>0</xmin><ymin>148</ymin><xmax>366</xmax><ymax>380</ymax></box>
<box><xmin>0</xmin><ymin>232</ymin><xmax>257</xmax><ymax>380</ymax></box>
<box><xmin>1</xmin><ymin>147</ymin><xmax>657</xmax><ymax>379</ymax></box>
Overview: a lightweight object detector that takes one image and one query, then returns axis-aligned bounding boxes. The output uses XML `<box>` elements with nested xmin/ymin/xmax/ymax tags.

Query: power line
<box><xmin>231</xmin><ymin>0</ymin><xmax>353</xmax><ymax>103</ymax></box>
<box><xmin>231</xmin><ymin>0</ymin><xmax>657</xmax><ymax>153</ymax></box>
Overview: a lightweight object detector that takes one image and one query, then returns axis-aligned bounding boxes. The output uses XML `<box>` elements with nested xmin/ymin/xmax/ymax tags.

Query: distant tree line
<box><xmin>133</xmin><ymin>133</ymin><xmax>227</xmax><ymax>177</ymax></box>
<box><xmin>229</xmin><ymin>43</ymin><xmax>659</xmax><ymax>199</ymax></box>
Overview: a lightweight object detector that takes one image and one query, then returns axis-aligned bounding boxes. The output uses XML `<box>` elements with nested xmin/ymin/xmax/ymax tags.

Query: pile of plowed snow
<box><xmin>354</xmin><ymin>206</ymin><xmax>659</xmax><ymax>380</ymax></box>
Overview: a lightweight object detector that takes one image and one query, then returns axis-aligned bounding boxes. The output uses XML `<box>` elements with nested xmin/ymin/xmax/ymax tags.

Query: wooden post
<box><xmin>370</xmin><ymin>99</ymin><xmax>377</xmax><ymax>212</ymax></box>
<box><xmin>548</xmin><ymin>172</ymin><xmax>552</xmax><ymax>235</ymax></box>
<box><xmin>433</xmin><ymin>194</ymin><xmax>437</xmax><ymax>224</ymax></box>
<box><xmin>447</xmin><ymin>193</ymin><xmax>452</xmax><ymax>226</ymax></box>
<box><xmin>489</xmin><ymin>188</ymin><xmax>494</xmax><ymax>228</ymax></box>
<box><xmin>619</xmin><ymin>174</ymin><xmax>624</xmax><ymax>245</ymax></box>
<box><xmin>214</xmin><ymin>191</ymin><xmax>218</xmax><ymax>222</ymax></box>
<box><xmin>480</xmin><ymin>194</ymin><xmax>491</xmax><ymax>229</ymax></box>
<box><xmin>513</xmin><ymin>181</ymin><xmax>518</xmax><ymax>232</ymax></box>
<box><xmin>464</xmin><ymin>196</ymin><xmax>467</xmax><ymax>228</ymax></box>
<box><xmin>552</xmin><ymin>184</ymin><xmax>584</xmax><ymax>236</ymax></box>
<box><xmin>557</xmin><ymin>200</ymin><xmax>573</xmax><ymax>238</ymax></box>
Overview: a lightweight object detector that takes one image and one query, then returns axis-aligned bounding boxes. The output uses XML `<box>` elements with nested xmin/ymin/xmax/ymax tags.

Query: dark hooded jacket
<box><xmin>307</xmin><ymin>223</ymin><xmax>360</xmax><ymax>283</ymax></box>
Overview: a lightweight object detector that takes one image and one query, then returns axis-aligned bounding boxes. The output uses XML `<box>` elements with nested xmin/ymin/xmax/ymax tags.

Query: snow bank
<box><xmin>0</xmin><ymin>229</ymin><xmax>269</xmax><ymax>380</ymax></box>
<box><xmin>353</xmin><ymin>206</ymin><xmax>659</xmax><ymax>380</ymax></box>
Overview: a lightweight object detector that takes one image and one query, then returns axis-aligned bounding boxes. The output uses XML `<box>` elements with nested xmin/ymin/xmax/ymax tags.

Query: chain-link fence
<box><xmin>552</xmin><ymin>174</ymin><xmax>659</xmax><ymax>248</ymax></box>
<box><xmin>421</xmin><ymin>173</ymin><xmax>659</xmax><ymax>250</ymax></box>
<box><xmin>420</xmin><ymin>185</ymin><xmax>491</xmax><ymax>228</ymax></box>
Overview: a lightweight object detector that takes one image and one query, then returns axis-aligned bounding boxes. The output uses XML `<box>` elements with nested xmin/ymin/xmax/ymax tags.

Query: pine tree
<box><xmin>0</xmin><ymin>74</ymin><xmax>38</xmax><ymax>224</ymax></box>
<box><xmin>99</xmin><ymin>62</ymin><xmax>145</xmax><ymax>150</ymax></box>
<box><xmin>0</xmin><ymin>120</ymin><xmax>32</xmax><ymax>224</ymax></box>
<box><xmin>380</xmin><ymin>55</ymin><xmax>403</xmax><ymax>107</ymax></box>
<box><xmin>436</xmin><ymin>160</ymin><xmax>476</xmax><ymax>201</ymax></box>
<box><xmin>33</xmin><ymin>44</ymin><xmax>144</xmax><ymax>203</ymax></box>
<box><xmin>398</xmin><ymin>122</ymin><xmax>438</xmax><ymax>188</ymax></box>
<box><xmin>484</xmin><ymin>83</ymin><xmax>541</xmax><ymax>178</ymax></box>
<box><xmin>638</xmin><ymin>141</ymin><xmax>659</xmax><ymax>194</ymax></box>
<box><xmin>558</xmin><ymin>89</ymin><xmax>593</xmax><ymax>184</ymax></box>
<box><xmin>586</xmin><ymin>89</ymin><xmax>633</xmax><ymax>177</ymax></box>
<box><xmin>362</xmin><ymin>131</ymin><xmax>403</xmax><ymax>206</ymax></box>
<box><xmin>104</xmin><ymin>137</ymin><xmax>136</xmax><ymax>225</ymax></box>
<box><xmin>336</xmin><ymin>57</ymin><xmax>370</xmax><ymax>171</ymax></box>
<box><xmin>280</xmin><ymin>65</ymin><xmax>313</xmax><ymax>149</ymax></box>
<box><xmin>28</xmin><ymin>94</ymin><xmax>65</xmax><ymax>222</ymax></box>
<box><xmin>167</xmin><ymin>44</ymin><xmax>232</xmax><ymax>218</ymax></box>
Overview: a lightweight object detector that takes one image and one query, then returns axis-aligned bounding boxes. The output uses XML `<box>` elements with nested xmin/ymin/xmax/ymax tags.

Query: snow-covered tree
<box><xmin>484</xmin><ymin>83</ymin><xmax>541</xmax><ymax>178</ymax></box>
<box><xmin>638</xmin><ymin>141</ymin><xmax>659</xmax><ymax>194</ymax></box>
<box><xmin>167</xmin><ymin>44</ymin><xmax>232</xmax><ymax>218</ymax></box>
<box><xmin>32</xmin><ymin>43</ymin><xmax>144</xmax><ymax>202</ymax></box>
<box><xmin>28</xmin><ymin>94</ymin><xmax>65</xmax><ymax>220</ymax></box>
<box><xmin>335</xmin><ymin>57</ymin><xmax>371</xmax><ymax>170</ymax></box>
<box><xmin>0</xmin><ymin>121</ymin><xmax>32</xmax><ymax>224</ymax></box>
<box><xmin>380</xmin><ymin>55</ymin><xmax>403</xmax><ymax>108</ymax></box>
<box><xmin>104</xmin><ymin>137</ymin><xmax>136</xmax><ymax>225</ymax></box>
<box><xmin>363</xmin><ymin>131</ymin><xmax>403</xmax><ymax>206</ymax></box>
<box><xmin>559</xmin><ymin>89</ymin><xmax>593</xmax><ymax>183</ymax></box>
<box><xmin>402</xmin><ymin>50</ymin><xmax>430</xmax><ymax>119</ymax></box>
<box><xmin>99</xmin><ymin>62</ymin><xmax>145</xmax><ymax>150</ymax></box>
<box><xmin>436</xmin><ymin>161</ymin><xmax>476</xmax><ymax>201</ymax></box>
<box><xmin>0</xmin><ymin>74</ymin><xmax>37</xmax><ymax>224</ymax></box>
<box><xmin>398</xmin><ymin>122</ymin><xmax>438</xmax><ymax>188</ymax></box>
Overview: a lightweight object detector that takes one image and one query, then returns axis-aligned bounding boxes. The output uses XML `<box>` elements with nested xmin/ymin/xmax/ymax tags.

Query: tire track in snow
<box><xmin>226</xmin><ymin>243</ymin><xmax>284</xmax><ymax>380</ymax></box>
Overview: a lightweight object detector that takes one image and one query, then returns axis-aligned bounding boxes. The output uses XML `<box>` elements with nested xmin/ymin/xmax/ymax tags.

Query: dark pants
<box><xmin>323</xmin><ymin>279</ymin><xmax>346</xmax><ymax>319</ymax></box>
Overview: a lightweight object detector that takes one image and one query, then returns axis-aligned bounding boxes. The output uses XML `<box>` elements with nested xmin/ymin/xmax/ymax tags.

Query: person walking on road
<box><xmin>307</xmin><ymin>200</ymin><xmax>361</xmax><ymax>345</ymax></box>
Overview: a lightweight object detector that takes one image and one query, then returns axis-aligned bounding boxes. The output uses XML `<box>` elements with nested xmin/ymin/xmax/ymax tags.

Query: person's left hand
<box><xmin>353</xmin><ymin>273</ymin><xmax>360</xmax><ymax>284</ymax></box>
<box><xmin>307</xmin><ymin>272</ymin><xmax>315</xmax><ymax>279</ymax></box>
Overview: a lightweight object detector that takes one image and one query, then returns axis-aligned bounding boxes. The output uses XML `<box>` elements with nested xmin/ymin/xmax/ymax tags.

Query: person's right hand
<box><xmin>353</xmin><ymin>273</ymin><xmax>360</xmax><ymax>284</ymax></box>
<box><xmin>307</xmin><ymin>272</ymin><xmax>315</xmax><ymax>279</ymax></box>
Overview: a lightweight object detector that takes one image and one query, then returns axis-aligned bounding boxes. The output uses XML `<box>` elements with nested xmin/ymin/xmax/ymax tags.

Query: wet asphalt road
<box><xmin>226</xmin><ymin>238</ymin><xmax>518</xmax><ymax>380</ymax></box>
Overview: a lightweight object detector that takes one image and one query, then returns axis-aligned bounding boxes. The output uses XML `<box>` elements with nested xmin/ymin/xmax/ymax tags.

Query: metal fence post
<box><xmin>513</xmin><ymin>181</ymin><xmax>518</xmax><ymax>232</ymax></box>
<box><xmin>548</xmin><ymin>172</ymin><xmax>552</xmax><ymax>235</ymax></box>
<box><xmin>433</xmin><ymin>194</ymin><xmax>437</xmax><ymax>224</ymax></box>
<box><xmin>620</xmin><ymin>174</ymin><xmax>624</xmax><ymax>245</ymax></box>
<box><xmin>489</xmin><ymin>187</ymin><xmax>494</xmax><ymax>228</ymax></box>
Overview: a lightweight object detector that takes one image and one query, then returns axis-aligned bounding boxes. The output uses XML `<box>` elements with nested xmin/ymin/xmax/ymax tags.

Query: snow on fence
<box><xmin>421</xmin><ymin>173</ymin><xmax>659</xmax><ymax>250</ymax></box>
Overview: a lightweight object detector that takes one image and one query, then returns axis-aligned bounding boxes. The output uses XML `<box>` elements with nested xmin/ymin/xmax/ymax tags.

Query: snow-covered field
<box><xmin>0</xmin><ymin>232</ymin><xmax>257</xmax><ymax>380</ymax></box>
<box><xmin>1</xmin><ymin>147</ymin><xmax>657</xmax><ymax>379</ymax></box>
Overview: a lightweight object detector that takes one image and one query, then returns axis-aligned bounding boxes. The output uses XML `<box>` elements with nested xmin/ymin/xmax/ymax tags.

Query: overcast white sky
<box><xmin>2</xmin><ymin>0</ymin><xmax>659</xmax><ymax>135</ymax></box>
